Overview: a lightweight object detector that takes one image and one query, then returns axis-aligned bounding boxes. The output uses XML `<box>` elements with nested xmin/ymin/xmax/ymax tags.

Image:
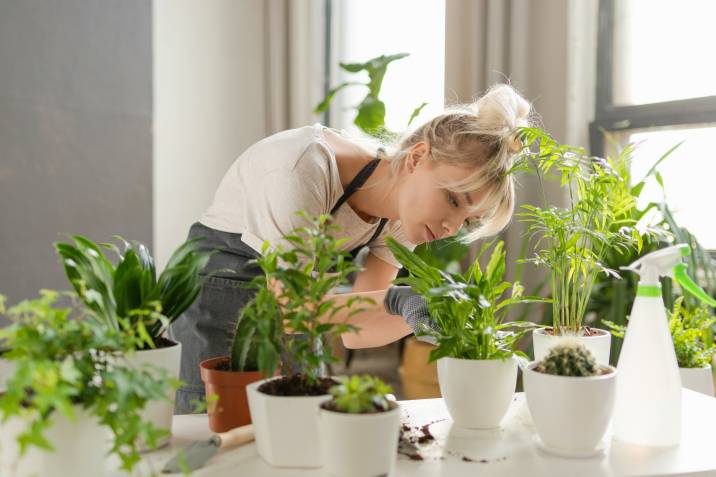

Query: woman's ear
<box><xmin>405</xmin><ymin>141</ymin><xmax>430</xmax><ymax>173</ymax></box>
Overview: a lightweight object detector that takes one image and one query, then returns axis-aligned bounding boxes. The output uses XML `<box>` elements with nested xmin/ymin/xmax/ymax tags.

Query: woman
<box><xmin>168</xmin><ymin>84</ymin><xmax>532</xmax><ymax>413</ymax></box>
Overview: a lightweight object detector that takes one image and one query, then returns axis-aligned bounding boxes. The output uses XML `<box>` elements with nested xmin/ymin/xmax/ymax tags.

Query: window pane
<box><xmin>615</xmin><ymin>124</ymin><xmax>716</xmax><ymax>249</ymax></box>
<box><xmin>334</xmin><ymin>0</ymin><xmax>445</xmax><ymax>134</ymax></box>
<box><xmin>613</xmin><ymin>0</ymin><xmax>716</xmax><ymax>106</ymax></box>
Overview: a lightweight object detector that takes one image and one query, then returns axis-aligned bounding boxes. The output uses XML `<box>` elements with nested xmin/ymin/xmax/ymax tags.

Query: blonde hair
<box><xmin>384</xmin><ymin>84</ymin><xmax>532</xmax><ymax>242</ymax></box>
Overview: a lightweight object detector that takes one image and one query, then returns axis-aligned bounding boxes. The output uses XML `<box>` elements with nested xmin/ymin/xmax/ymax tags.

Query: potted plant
<box><xmin>387</xmin><ymin>238</ymin><xmax>541</xmax><ymax>429</ymax></box>
<box><xmin>606</xmin><ymin>297</ymin><xmax>715</xmax><ymax>396</ymax></box>
<box><xmin>239</xmin><ymin>212</ymin><xmax>372</xmax><ymax>468</ymax></box>
<box><xmin>0</xmin><ymin>290</ymin><xmax>172</xmax><ymax>476</ymax></box>
<box><xmin>54</xmin><ymin>235</ymin><xmax>211</xmax><ymax>446</ymax></box>
<box><xmin>523</xmin><ymin>341</ymin><xmax>617</xmax><ymax>457</ymax></box>
<box><xmin>318</xmin><ymin>375</ymin><xmax>399</xmax><ymax>477</ymax></box>
<box><xmin>516</xmin><ymin>127</ymin><xmax>642</xmax><ymax>363</ymax></box>
<box><xmin>199</xmin><ymin>279</ymin><xmax>272</xmax><ymax>432</ymax></box>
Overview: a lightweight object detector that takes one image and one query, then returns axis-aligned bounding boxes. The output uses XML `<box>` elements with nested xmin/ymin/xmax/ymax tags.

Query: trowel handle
<box><xmin>214</xmin><ymin>424</ymin><xmax>254</xmax><ymax>449</ymax></box>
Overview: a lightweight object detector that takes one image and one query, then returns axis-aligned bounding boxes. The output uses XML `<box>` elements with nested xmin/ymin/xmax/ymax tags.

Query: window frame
<box><xmin>589</xmin><ymin>0</ymin><xmax>716</xmax><ymax>157</ymax></box>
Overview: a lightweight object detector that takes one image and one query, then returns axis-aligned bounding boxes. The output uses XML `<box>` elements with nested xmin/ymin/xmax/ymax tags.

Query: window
<box><xmin>328</xmin><ymin>0</ymin><xmax>446</xmax><ymax>134</ymax></box>
<box><xmin>591</xmin><ymin>0</ymin><xmax>716</xmax><ymax>249</ymax></box>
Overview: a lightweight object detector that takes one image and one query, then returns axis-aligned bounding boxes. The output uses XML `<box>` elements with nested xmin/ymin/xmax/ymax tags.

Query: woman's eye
<box><xmin>447</xmin><ymin>192</ymin><xmax>459</xmax><ymax>208</ymax></box>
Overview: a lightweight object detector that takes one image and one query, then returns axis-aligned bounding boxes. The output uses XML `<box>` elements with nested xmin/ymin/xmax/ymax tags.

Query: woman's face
<box><xmin>397</xmin><ymin>143</ymin><xmax>486</xmax><ymax>245</ymax></box>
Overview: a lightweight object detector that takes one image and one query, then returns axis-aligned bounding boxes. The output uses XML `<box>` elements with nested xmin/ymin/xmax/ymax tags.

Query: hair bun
<box><xmin>472</xmin><ymin>84</ymin><xmax>530</xmax><ymax>132</ymax></box>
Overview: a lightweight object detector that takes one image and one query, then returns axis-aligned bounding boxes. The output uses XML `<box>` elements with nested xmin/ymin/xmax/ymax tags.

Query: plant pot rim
<box><xmin>319</xmin><ymin>401</ymin><xmax>400</xmax><ymax>419</ymax></box>
<box><xmin>200</xmin><ymin>356</ymin><xmax>263</xmax><ymax>380</ymax></box>
<box><xmin>534</xmin><ymin>327</ymin><xmax>610</xmax><ymax>338</ymax></box>
<box><xmin>135</xmin><ymin>337</ymin><xmax>181</xmax><ymax>352</ymax></box>
<box><xmin>247</xmin><ymin>376</ymin><xmax>333</xmax><ymax>400</ymax></box>
<box><xmin>525</xmin><ymin>361</ymin><xmax>617</xmax><ymax>381</ymax></box>
<box><xmin>437</xmin><ymin>355</ymin><xmax>518</xmax><ymax>364</ymax></box>
<box><xmin>679</xmin><ymin>364</ymin><xmax>713</xmax><ymax>370</ymax></box>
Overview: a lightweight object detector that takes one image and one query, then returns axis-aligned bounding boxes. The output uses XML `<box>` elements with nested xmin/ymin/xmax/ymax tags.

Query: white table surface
<box><xmin>124</xmin><ymin>389</ymin><xmax>716</xmax><ymax>477</ymax></box>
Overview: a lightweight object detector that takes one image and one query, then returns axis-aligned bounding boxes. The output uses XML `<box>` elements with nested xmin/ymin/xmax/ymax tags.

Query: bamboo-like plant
<box><xmin>55</xmin><ymin>236</ymin><xmax>212</xmax><ymax>349</ymax></box>
<box><xmin>231</xmin><ymin>212</ymin><xmax>373</xmax><ymax>388</ymax></box>
<box><xmin>387</xmin><ymin>237</ymin><xmax>542</xmax><ymax>362</ymax></box>
<box><xmin>515</xmin><ymin>127</ymin><xmax>643</xmax><ymax>335</ymax></box>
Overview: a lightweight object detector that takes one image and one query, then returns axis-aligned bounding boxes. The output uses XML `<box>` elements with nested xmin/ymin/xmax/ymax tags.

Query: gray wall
<box><xmin>0</xmin><ymin>1</ymin><xmax>152</xmax><ymax>303</ymax></box>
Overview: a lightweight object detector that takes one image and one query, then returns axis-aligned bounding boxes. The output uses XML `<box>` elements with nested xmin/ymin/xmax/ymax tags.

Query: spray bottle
<box><xmin>612</xmin><ymin>244</ymin><xmax>716</xmax><ymax>447</ymax></box>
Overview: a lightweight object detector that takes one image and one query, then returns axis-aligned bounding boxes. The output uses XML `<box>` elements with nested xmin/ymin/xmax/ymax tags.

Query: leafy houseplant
<box><xmin>387</xmin><ymin>237</ymin><xmax>541</xmax><ymax>428</ymax></box>
<box><xmin>516</xmin><ymin>127</ymin><xmax>643</xmax><ymax>363</ymax></box>
<box><xmin>318</xmin><ymin>375</ymin><xmax>400</xmax><ymax>477</ymax></box>
<box><xmin>0</xmin><ymin>291</ymin><xmax>173</xmax><ymax>475</ymax></box>
<box><xmin>54</xmin><ymin>235</ymin><xmax>212</xmax><ymax>446</ymax></box>
<box><xmin>523</xmin><ymin>341</ymin><xmax>617</xmax><ymax>457</ymax></box>
<box><xmin>606</xmin><ymin>297</ymin><xmax>716</xmax><ymax>395</ymax></box>
<box><xmin>243</xmin><ymin>212</ymin><xmax>374</xmax><ymax>468</ymax></box>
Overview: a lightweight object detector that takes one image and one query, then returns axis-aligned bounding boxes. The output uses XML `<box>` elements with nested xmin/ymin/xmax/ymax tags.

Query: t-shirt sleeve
<box><xmin>369</xmin><ymin>220</ymin><xmax>417</xmax><ymax>269</ymax></box>
<box><xmin>241</xmin><ymin>142</ymin><xmax>333</xmax><ymax>253</ymax></box>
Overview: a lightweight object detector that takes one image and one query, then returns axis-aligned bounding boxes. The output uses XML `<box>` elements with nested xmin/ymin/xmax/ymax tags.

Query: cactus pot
<box><xmin>523</xmin><ymin>361</ymin><xmax>617</xmax><ymax>457</ymax></box>
<box><xmin>679</xmin><ymin>365</ymin><xmax>714</xmax><ymax>396</ymax></box>
<box><xmin>318</xmin><ymin>401</ymin><xmax>401</xmax><ymax>477</ymax></box>
<box><xmin>533</xmin><ymin>327</ymin><xmax>611</xmax><ymax>365</ymax></box>
<box><xmin>437</xmin><ymin>356</ymin><xmax>518</xmax><ymax>429</ymax></box>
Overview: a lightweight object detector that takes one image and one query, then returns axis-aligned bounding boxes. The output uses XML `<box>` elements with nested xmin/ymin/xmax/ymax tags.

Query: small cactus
<box><xmin>535</xmin><ymin>341</ymin><xmax>599</xmax><ymax>377</ymax></box>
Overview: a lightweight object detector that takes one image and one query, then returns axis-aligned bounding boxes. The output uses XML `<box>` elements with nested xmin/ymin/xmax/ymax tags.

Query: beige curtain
<box><xmin>444</xmin><ymin>0</ymin><xmax>598</xmax><ymax>320</ymax></box>
<box><xmin>263</xmin><ymin>0</ymin><xmax>327</xmax><ymax>134</ymax></box>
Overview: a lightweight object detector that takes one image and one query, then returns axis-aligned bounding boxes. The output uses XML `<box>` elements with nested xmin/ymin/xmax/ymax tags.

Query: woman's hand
<box><xmin>383</xmin><ymin>286</ymin><xmax>439</xmax><ymax>344</ymax></box>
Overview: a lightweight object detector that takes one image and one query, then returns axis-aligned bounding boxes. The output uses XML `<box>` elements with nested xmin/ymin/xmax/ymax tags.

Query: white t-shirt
<box><xmin>200</xmin><ymin>123</ymin><xmax>416</xmax><ymax>268</ymax></box>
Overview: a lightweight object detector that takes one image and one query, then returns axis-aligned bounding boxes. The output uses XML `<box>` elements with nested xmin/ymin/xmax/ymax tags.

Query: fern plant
<box><xmin>387</xmin><ymin>238</ymin><xmax>543</xmax><ymax>362</ymax></box>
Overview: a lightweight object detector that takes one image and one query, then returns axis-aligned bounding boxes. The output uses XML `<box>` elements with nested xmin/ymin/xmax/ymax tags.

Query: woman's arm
<box><xmin>328</xmin><ymin>252</ymin><xmax>413</xmax><ymax>349</ymax></box>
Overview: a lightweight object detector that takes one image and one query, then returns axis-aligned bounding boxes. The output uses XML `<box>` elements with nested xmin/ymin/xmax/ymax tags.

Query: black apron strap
<box><xmin>329</xmin><ymin>156</ymin><xmax>388</xmax><ymax>257</ymax></box>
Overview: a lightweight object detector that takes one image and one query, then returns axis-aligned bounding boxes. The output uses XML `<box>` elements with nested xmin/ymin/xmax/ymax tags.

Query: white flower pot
<box><xmin>679</xmin><ymin>365</ymin><xmax>715</xmax><ymax>396</ymax></box>
<box><xmin>533</xmin><ymin>327</ymin><xmax>611</xmax><ymax>364</ymax></box>
<box><xmin>0</xmin><ymin>407</ymin><xmax>109</xmax><ymax>477</ymax></box>
<box><xmin>319</xmin><ymin>403</ymin><xmax>400</xmax><ymax>477</ymax></box>
<box><xmin>523</xmin><ymin>361</ymin><xmax>617</xmax><ymax>457</ymax></box>
<box><xmin>124</xmin><ymin>339</ymin><xmax>181</xmax><ymax>449</ymax></box>
<box><xmin>437</xmin><ymin>356</ymin><xmax>517</xmax><ymax>429</ymax></box>
<box><xmin>247</xmin><ymin>377</ymin><xmax>332</xmax><ymax>467</ymax></box>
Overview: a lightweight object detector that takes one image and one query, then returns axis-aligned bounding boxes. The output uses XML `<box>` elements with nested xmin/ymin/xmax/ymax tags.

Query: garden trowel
<box><xmin>161</xmin><ymin>424</ymin><xmax>254</xmax><ymax>473</ymax></box>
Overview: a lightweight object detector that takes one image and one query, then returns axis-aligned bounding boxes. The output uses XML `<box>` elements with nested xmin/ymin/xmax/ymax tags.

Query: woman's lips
<box><xmin>425</xmin><ymin>225</ymin><xmax>436</xmax><ymax>242</ymax></box>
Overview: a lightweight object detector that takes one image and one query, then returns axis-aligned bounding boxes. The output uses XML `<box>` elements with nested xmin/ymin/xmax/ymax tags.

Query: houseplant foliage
<box><xmin>54</xmin><ymin>235</ymin><xmax>212</xmax><ymax>348</ymax></box>
<box><xmin>0</xmin><ymin>290</ymin><xmax>172</xmax><ymax>472</ymax></box>
<box><xmin>319</xmin><ymin>375</ymin><xmax>400</xmax><ymax>477</ymax></box>
<box><xmin>386</xmin><ymin>237</ymin><xmax>541</xmax><ymax>361</ymax></box>
<box><xmin>515</xmin><ymin>127</ymin><xmax>643</xmax><ymax>335</ymax></box>
<box><xmin>235</xmin><ymin>211</ymin><xmax>373</xmax><ymax>388</ymax></box>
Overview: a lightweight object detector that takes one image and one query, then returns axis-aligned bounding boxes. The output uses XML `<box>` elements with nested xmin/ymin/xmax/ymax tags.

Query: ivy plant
<box><xmin>0</xmin><ymin>290</ymin><xmax>175</xmax><ymax>472</ymax></box>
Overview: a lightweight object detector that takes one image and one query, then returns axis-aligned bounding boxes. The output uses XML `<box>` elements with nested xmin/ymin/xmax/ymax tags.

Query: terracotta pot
<box><xmin>399</xmin><ymin>338</ymin><xmax>441</xmax><ymax>399</ymax></box>
<box><xmin>200</xmin><ymin>356</ymin><xmax>264</xmax><ymax>433</ymax></box>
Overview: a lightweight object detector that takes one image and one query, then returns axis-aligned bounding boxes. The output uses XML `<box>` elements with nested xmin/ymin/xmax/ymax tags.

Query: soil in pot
<box><xmin>258</xmin><ymin>374</ymin><xmax>336</xmax><ymax>396</ymax></box>
<box><xmin>136</xmin><ymin>336</ymin><xmax>176</xmax><ymax>351</ymax></box>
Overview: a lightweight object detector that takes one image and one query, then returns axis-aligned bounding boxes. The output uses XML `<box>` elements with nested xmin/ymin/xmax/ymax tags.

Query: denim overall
<box><xmin>169</xmin><ymin>158</ymin><xmax>387</xmax><ymax>413</ymax></box>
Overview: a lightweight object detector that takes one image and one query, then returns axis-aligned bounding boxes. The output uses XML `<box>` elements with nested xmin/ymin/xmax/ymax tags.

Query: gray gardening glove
<box><xmin>384</xmin><ymin>286</ymin><xmax>439</xmax><ymax>345</ymax></box>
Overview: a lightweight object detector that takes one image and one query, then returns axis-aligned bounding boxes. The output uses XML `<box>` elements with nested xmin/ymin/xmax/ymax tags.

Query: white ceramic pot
<box><xmin>533</xmin><ymin>327</ymin><xmax>611</xmax><ymax>364</ymax></box>
<box><xmin>247</xmin><ymin>377</ymin><xmax>332</xmax><ymax>467</ymax></box>
<box><xmin>0</xmin><ymin>407</ymin><xmax>109</xmax><ymax>477</ymax></box>
<box><xmin>319</xmin><ymin>402</ymin><xmax>400</xmax><ymax>477</ymax></box>
<box><xmin>679</xmin><ymin>365</ymin><xmax>715</xmax><ymax>396</ymax></box>
<box><xmin>437</xmin><ymin>356</ymin><xmax>517</xmax><ymax>429</ymax></box>
<box><xmin>523</xmin><ymin>361</ymin><xmax>617</xmax><ymax>457</ymax></box>
<box><xmin>124</xmin><ymin>339</ymin><xmax>181</xmax><ymax>448</ymax></box>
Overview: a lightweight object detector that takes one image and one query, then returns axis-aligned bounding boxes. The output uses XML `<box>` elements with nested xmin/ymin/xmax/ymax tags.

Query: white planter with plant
<box><xmin>0</xmin><ymin>290</ymin><xmax>173</xmax><ymax>475</ymax></box>
<box><xmin>239</xmin><ymin>213</ymin><xmax>371</xmax><ymax>467</ymax></box>
<box><xmin>524</xmin><ymin>341</ymin><xmax>616</xmax><ymax>457</ymax></box>
<box><xmin>388</xmin><ymin>239</ymin><xmax>540</xmax><ymax>429</ymax></box>
<box><xmin>55</xmin><ymin>235</ymin><xmax>211</xmax><ymax>445</ymax></box>
<box><xmin>517</xmin><ymin>128</ymin><xmax>644</xmax><ymax>364</ymax></box>
<box><xmin>318</xmin><ymin>375</ymin><xmax>400</xmax><ymax>477</ymax></box>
